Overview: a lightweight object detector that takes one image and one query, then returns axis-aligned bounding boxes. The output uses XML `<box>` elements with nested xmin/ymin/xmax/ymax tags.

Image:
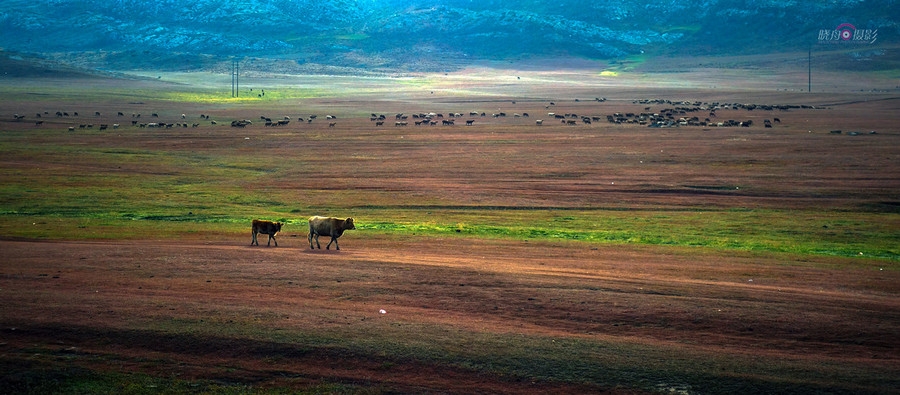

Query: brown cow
<box><xmin>251</xmin><ymin>219</ymin><xmax>283</xmax><ymax>246</ymax></box>
<box><xmin>308</xmin><ymin>216</ymin><xmax>355</xmax><ymax>250</ymax></box>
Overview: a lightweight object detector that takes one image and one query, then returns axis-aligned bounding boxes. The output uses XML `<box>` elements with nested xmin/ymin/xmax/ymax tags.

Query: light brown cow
<box><xmin>308</xmin><ymin>216</ymin><xmax>355</xmax><ymax>250</ymax></box>
<box><xmin>251</xmin><ymin>219</ymin><xmax>283</xmax><ymax>246</ymax></box>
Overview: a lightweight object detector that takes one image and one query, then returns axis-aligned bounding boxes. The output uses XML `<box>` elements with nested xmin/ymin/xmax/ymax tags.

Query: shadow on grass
<box><xmin>3</xmin><ymin>323</ymin><xmax>895</xmax><ymax>394</ymax></box>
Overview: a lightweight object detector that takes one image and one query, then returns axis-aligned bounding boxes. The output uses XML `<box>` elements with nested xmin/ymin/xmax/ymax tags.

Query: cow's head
<box><xmin>275</xmin><ymin>222</ymin><xmax>283</xmax><ymax>232</ymax></box>
<box><xmin>344</xmin><ymin>218</ymin><xmax>355</xmax><ymax>230</ymax></box>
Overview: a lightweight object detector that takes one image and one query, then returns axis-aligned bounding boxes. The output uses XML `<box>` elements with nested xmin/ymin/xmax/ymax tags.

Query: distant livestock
<box><xmin>266</xmin><ymin>119</ymin><xmax>290</xmax><ymax>127</ymax></box>
<box><xmin>308</xmin><ymin>216</ymin><xmax>355</xmax><ymax>250</ymax></box>
<box><xmin>251</xmin><ymin>219</ymin><xmax>283</xmax><ymax>247</ymax></box>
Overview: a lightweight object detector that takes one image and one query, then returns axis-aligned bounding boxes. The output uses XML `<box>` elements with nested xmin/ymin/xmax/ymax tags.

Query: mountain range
<box><xmin>1</xmin><ymin>0</ymin><xmax>896</xmax><ymax>73</ymax></box>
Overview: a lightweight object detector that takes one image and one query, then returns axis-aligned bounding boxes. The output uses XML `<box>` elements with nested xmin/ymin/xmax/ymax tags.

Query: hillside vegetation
<box><xmin>1</xmin><ymin>0</ymin><xmax>896</xmax><ymax>72</ymax></box>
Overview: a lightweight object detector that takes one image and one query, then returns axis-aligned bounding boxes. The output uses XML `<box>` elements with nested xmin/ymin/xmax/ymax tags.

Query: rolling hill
<box><xmin>0</xmin><ymin>0</ymin><xmax>896</xmax><ymax>72</ymax></box>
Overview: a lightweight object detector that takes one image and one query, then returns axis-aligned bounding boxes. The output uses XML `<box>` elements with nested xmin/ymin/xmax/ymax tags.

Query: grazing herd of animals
<box><xmin>5</xmin><ymin>97</ymin><xmax>826</xmax><ymax>132</ymax></box>
<box><xmin>252</xmin><ymin>216</ymin><xmax>356</xmax><ymax>250</ymax></box>
<box><xmin>230</xmin><ymin>100</ymin><xmax>814</xmax><ymax>252</ymax></box>
<box><xmin>0</xmin><ymin>98</ymin><xmax>853</xmax><ymax>253</ymax></box>
<box><xmin>6</xmin><ymin>110</ymin><xmax>346</xmax><ymax>130</ymax></box>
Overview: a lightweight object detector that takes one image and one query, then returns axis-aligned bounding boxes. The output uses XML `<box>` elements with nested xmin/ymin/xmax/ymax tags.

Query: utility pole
<box><xmin>232</xmin><ymin>60</ymin><xmax>239</xmax><ymax>98</ymax></box>
<box><xmin>808</xmin><ymin>46</ymin><xmax>812</xmax><ymax>93</ymax></box>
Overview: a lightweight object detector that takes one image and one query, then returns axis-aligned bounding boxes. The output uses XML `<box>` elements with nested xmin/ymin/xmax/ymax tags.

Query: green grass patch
<box><xmin>160</xmin><ymin>87</ymin><xmax>329</xmax><ymax>103</ymax></box>
<box><xmin>358</xmin><ymin>209</ymin><xmax>899</xmax><ymax>261</ymax></box>
<box><xmin>6</xmin><ymin>207</ymin><xmax>895</xmax><ymax>261</ymax></box>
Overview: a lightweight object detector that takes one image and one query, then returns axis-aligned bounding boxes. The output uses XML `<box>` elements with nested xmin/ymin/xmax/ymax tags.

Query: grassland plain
<box><xmin>0</xmin><ymin>110</ymin><xmax>896</xmax><ymax>259</ymax></box>
<box><xmin>1</xmin><ymin>65</ymin><xmax>899</xmax><ymax>394</ymax></box>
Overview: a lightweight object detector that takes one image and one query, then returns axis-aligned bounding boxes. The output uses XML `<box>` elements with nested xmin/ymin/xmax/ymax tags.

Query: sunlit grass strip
<box><xmin>159</xmin><ymin>87</ymin><xmax>329</xmax><ymax>103</ymax></box>
<box><xmin>0</xmin><ymin>201</ymin><xmax>897</xmax><ymax>260</ymax></box>
<box><xmin>7</xmin><ymin>210</ymin><xmax>890</xmax><ymax>260</ymax></box>
<box><xmin>360</xmin><ymin>220</ymin><xmax>899</xmax><ymax>261</ymax></box>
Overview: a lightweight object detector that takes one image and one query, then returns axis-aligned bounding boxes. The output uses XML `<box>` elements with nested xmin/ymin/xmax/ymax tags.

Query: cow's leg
<box><xmin>251</xmin><ymin>231</ymin><xmax>258</xmax><ymax>246</ymax></box>
<box><xmin>311</xmin><ymin>233</ymin><xmax>321</xmax><ymax>249</ymax></box>
<box><xmin>308</xmin><ymin>232</ymin><xmax>314</xmax><ymax>249</ymax></box>
<box><xmin>268</xmin><ymin>234</ymin><xmax>277</xmax><ymax>247</ymax></box>
<box><xmin>327</xmin><ymin>236</ymin><xmax>339</xmax><ymax>250</ymax></box>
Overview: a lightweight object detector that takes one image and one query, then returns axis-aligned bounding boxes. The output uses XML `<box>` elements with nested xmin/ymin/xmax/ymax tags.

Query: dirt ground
<box><xmin>1</xmin><ymin>59</ymin><xmax>899</xmax><ymax>393</ymax></box>
<box><xmin>2</xmin><ymin>236</ymin><xmax>898</xmax><ymax>393</ymax></box>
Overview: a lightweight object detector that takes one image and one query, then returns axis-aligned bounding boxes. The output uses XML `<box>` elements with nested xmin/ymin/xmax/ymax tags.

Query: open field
<box><xmin>1</xmin><ymin>59</ymin><xmax>899</xmax><ymax>393</ymax></box>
